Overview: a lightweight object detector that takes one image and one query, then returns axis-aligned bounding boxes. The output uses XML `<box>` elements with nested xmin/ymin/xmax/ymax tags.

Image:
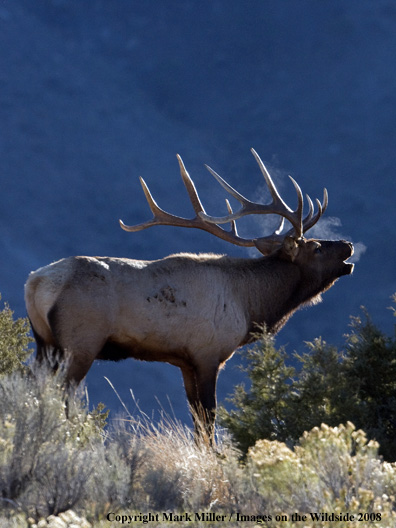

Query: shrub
<box><xmin>0</xmin><ymin>367</ymin><xmax>110</xmax><ymax>520</ymax></box>
<box><xmin>219</xmin><ymin>303</ymin><xmax>396</xmax><ymax>460</ymax></box>
<box><xmin>0</xmin><ymin>364</ymin><xmax>236</xmax><ymax>523</ymax></box>
<box><xmin>0</xmin><ymin>295</ymin><xmax>33</xmax><ymax>376</ymax></box>
<box><xmin>247</xmin><ymin>422</ymin><xmax>396</xmax><ymax>527</ymax></box>
<box><xmin>217</xmin><ymin>331</ymin><xmax>296</xmax><ymax>453</ymax></box>
<box><xmin>342</xmin><ymin>311</ymin><xmax>396</xmax><ymax>460</ymax></box>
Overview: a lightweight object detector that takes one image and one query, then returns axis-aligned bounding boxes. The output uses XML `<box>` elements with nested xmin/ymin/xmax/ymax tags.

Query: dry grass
<box><xmin>104</xmin><ymin>377</ymin><xmax>239</xmax><ymax>512</ymax></box>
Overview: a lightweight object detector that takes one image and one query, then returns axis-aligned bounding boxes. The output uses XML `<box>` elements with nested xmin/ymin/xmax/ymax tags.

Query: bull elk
<box><xmin>25</xmin><ymin>149</ymin><xmax>354</xmax><ymax>443</ymax></box>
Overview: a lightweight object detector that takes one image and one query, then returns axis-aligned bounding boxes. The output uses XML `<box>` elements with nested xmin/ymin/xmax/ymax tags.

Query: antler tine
<box><xmin>176</xmin><ymin>154</ymin><xmax>205</xmax><ymax>215</ymax></box>
<box><xmin>301</xmin><ymin>188</ymin><xmax>328</xmax><ymax>233</ymax></box>
<box><xmin>275</xmin><ymin>217</ymin><xmax>285</xmax><ymax>236</ymax></box>
<box><xmin>298</xmin><ymin>194</ymin><xmax>314</xmax><ymax>234</ymax></box>
<box><xmin>251</xmin><ymin>149</ymin><xmax>302</xmax><ymax>214</ymax></box>
<box><xmin>225</xmin><ymin>199</ymin><xmax>238</xmax><ymax>236</ymax></box>
<box><xmin>177</xmin><ymin>155</ymin><xmax>244</xmax><ymax>239</ymax></box>
<box><xmin>204</xmin><ymin>164</ymin><xmax>251</xmax><ymax>205</ymax></box>
<box><xmin>119</xmin><ymin>177</ymin><xmax>169</xmax><ymax>232</ymax></box>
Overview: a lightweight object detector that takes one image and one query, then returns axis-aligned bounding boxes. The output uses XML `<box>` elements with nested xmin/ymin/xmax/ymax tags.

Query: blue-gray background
<box><xmin>1</xmin><ymin>1</ymin><xmax>395</xmax><ymax>422</ymax></box>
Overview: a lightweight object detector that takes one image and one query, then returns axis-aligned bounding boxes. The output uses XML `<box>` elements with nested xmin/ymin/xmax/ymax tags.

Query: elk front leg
<box><xmin>180</xmin><ymin>364</ymin><xmax>201</xmax><ymax>438</ymax></box>
<box><xmin>181</xmin><ymin>364</ymin><xmax>219</xmax><ymax>446</ymax></box>
<box><xmin>197</xmin><ymin>366</ymin><xmax>219</xmax><ymax>445</ymax></box>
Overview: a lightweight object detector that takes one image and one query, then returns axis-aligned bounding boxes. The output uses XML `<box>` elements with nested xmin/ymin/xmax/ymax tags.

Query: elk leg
<box><xmin>181</xmin><ymin>364</ymin><xmax>219</xmax><ymax>445</ymax></box>
<box><xmin>196</xmin><ymin>367</ymin><xmax>219</xmax><ymax>445</ymax></box>
<box><xmin>47</xmin><ymin>302</ymin><xmax>106</xmax><ymax>386</ymax></box>
<box><xmin>180</xmin><ymin>364</ymin><xmax>201</xmax><ymax>431</ymax></box>
<box><xmin>66</xmin><ymin>353</ymin><xmax>96</xmax><ymax>385</ymax></box>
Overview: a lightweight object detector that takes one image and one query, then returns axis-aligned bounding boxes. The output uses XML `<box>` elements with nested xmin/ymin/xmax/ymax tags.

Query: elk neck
<box><xmin>234</xmin><ymin>253</ymin><xmax>306</xmax><ymax>340</ymax></box>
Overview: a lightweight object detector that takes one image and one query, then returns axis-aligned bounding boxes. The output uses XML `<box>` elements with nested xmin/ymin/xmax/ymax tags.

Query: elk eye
<box><xmin>314</xmin><ymin>245</ymin><xmax>322</xmax><ymax>254</ymax></box>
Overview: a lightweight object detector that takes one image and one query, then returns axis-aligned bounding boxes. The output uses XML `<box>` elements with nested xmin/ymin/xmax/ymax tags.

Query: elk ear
<box><xmin>282</xmin><ymin>236</ymin><xmax>300</xmax><ymax>262</ymax></box>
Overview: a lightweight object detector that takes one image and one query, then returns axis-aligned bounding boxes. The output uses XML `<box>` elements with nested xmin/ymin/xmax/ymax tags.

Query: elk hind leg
<box><xmin>47</xmin><ymin>303</ymin><xmax>105</xmax><ymax>387</ymax></box>
<box><xmin>30</xmin><ymin>321</ymin><xmax>64</xmax><ymax>375</ymax></box>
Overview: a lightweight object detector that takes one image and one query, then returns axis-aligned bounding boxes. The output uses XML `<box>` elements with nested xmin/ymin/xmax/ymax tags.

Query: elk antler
<box><xmin>119</xmin><ymin>149</ymin><xmax>328</xmax><ymax>255</ymax></box>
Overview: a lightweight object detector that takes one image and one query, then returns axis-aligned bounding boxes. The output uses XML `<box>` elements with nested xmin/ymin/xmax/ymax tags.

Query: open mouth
<box><xmin>343</xmin><ymin>261</ymin><xmax>355</xmax><ymax>275</ymax></box>
<box><xmin>342</xmin><ymin>243</ymin><xmax>355</xmax><ymax>275</ymax></box>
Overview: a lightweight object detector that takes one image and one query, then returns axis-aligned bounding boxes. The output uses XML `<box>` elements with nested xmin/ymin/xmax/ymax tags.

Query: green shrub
<box><xmin>218</xmin><ymin>331</ymin><xmax>296</xmax><ymax>453</ymax></box>
<box><xmin>219</xmin><ymin>302</ymin><xmax>396</xmax><ymax>460</ymax></box>
<box><xmin>0</xmin><ymin>295</ymin><xmax>33</xmax><ymax>376</ymax></box>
